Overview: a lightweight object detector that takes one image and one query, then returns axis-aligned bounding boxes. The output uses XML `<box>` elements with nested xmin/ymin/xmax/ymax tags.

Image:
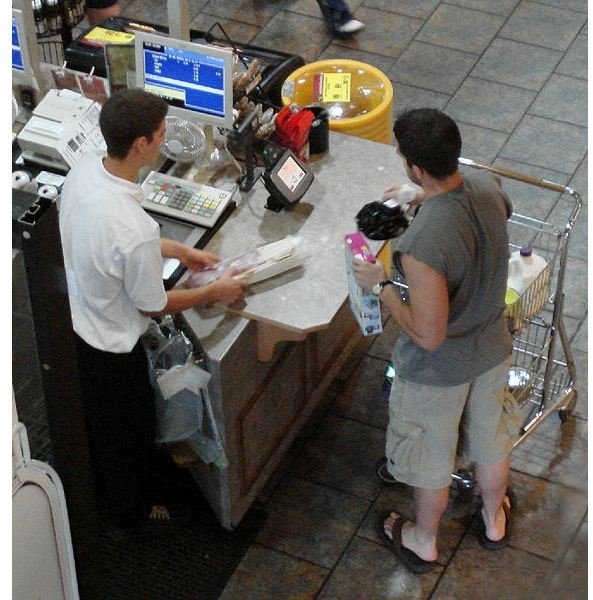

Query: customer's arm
<box><xmin>352</xmin><ymin>253</ymin><xmax>448</xmax><ymax>351</ymax></box>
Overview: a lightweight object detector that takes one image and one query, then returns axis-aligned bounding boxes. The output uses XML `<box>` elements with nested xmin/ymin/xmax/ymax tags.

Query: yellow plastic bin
<box><xmin>281</xmin><ymin>59</ymin><xmax>394</xmax><ymax>144</ymax></box>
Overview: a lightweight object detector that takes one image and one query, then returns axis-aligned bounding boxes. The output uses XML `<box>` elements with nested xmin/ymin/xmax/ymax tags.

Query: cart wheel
<box><xmin>559</xmin><ymin>391</ymin><xmax>577</xmax><ymax>423</ymax></box>
<box><xmin>376</xmin><ymin>457</ymin><xmax>397</xmax><ymax>484</ymax></box>
<box><xmin>455</xmin><ymin>469</ymin><xmax>476</xmax><ymax>504</ymax></box>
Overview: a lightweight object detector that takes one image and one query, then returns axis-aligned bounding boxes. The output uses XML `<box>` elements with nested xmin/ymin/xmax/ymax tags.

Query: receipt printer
<box><xmin>17</xmin><ymin>89</ymin><xmax>106</xmax><ymax>171</ymax></box>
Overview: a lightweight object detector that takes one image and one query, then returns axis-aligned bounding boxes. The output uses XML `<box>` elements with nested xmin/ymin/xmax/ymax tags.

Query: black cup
<box><xmin>304</xmin><ymin>105</ymin><xmax>330</xmax><ymax>154</ymax></box>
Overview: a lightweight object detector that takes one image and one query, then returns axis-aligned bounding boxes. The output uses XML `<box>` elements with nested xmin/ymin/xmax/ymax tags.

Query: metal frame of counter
<box><xmin>179</xmin><ymin>131</ymin><xmax>409</xmax><ymax>529</ymax></box>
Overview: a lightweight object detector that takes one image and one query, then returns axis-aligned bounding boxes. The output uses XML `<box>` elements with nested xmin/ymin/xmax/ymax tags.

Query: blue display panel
<box><xmin>141</xmin><ymin>40</ymin><xmax>226</xmax><ymax>119</ymax></box>
<box><xmin>12</xmin><ymin>15</ymin><xmax>24</xmax><ymax>71</ymax></box>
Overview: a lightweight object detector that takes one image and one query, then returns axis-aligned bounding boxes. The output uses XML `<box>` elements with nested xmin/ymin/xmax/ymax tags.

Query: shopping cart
<box><xmin>376</xmin><ymin>158</ymin><xmax>583</xmax><ymax>500</ymax></box>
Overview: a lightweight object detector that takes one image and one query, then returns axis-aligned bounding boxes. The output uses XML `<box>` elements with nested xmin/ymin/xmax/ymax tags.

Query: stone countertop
<box><xmin>182</xmin><ymin>131</ymin><xmax>409</xmax><ymax>360</ymax></box>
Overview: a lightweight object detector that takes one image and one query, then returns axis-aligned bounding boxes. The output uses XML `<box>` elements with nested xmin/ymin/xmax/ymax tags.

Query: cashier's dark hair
<box><xmin>99</xmin><ymin>89</ymin><xmax>168</xmax><ymax>159</ymax></box>
<box><xmin>393</xmin><ymin>108</ymin><xmax>461</xmax><ymax>179</ymax></box>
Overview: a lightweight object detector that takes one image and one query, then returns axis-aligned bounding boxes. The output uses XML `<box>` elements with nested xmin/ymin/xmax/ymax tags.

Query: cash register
<box><xmin>64</xmin><ymin>16</ymin><xmax>304</xmax><ymax>106</ymax></box>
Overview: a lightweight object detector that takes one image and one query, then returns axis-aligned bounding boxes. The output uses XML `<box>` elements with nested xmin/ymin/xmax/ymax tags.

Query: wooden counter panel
<box><xmin>237</xmin><ymin>342</ymin><xmax>307</xmax><ymax>493</ymax></box>
<box><xmin>312</xmin><ymin>301</ymin><xmax>361</xmax><ymax>382</ymax></box>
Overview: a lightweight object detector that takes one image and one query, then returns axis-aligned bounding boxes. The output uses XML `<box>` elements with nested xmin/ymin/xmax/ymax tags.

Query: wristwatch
<box><xmin>372</xmin><ymin>279</ymin><xmax>395</xmax><ymax>296</ymax></box>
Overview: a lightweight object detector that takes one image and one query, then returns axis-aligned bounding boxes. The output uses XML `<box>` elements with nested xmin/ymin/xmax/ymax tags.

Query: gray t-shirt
<box><xmin>392</xmin><ymin>171</ymin><xmax>513</xmax><ymax>386</ymax></box>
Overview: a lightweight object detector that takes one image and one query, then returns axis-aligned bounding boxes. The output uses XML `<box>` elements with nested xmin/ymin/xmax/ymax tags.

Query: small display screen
<box><xmin>12</xmin><ymin>15</ymin><xmax>24</xmax><ymax>71</ymax></box>
<box><xmin>276</xmin><ymin>155</ymin><xmax>306</xmax><ymax>192</ymax></box>
<box><xmin>140</xmin><ymin>40</ymin><xmax>226</xmax><ymax>118</ymax></box>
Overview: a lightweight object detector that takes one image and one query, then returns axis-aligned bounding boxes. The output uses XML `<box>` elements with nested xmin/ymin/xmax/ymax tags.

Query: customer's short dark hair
<box><xmin>99</xmin><ymin>89</ymin><xmax>168</xmax><ymax>159</ymax></box>
<box><xmin>393</xmin><ymin>108</ymin><xmax>461</xmax><ymax>179</ymax></box>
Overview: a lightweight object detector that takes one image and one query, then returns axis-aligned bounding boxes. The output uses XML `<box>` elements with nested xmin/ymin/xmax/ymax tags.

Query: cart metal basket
<box><xmin>376</xmin><ymin>158</ymin><xmax>583</xmax><ymax>497</ymax></box>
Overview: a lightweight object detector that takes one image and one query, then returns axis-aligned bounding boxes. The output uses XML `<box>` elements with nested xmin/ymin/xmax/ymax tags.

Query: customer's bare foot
<box><xmin>383</xmin><ymin>512</ymin><xmax>438</xmax><ymax>562</ymax></box>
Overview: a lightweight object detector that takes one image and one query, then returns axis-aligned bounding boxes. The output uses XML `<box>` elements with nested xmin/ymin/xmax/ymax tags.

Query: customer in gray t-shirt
<box><xmin>393</xmin><ymin>169</ymin><xmax>513</xmax><ymax>386</ymax></box>
<box><xmin>353</xmin><ymin>109</ymin><xmax>518</xmax><ymax>574</ymax></box>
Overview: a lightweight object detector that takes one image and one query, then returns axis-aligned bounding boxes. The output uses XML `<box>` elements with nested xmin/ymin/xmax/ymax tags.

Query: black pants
<box><xmin>75</xmin><ymin>333</ymin><xmax>170</xmax><ymax>526</ymax></box>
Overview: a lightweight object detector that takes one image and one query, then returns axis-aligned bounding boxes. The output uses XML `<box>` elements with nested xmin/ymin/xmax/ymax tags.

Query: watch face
<box><xmin>372</xmin><ymin>282</ymin><xmax>382</xmax><ymax>295</ymax></box>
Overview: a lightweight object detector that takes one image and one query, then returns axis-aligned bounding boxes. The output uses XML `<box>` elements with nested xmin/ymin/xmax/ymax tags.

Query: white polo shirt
<box><xmin>59</xmin><ymin>151</ymin><xmax>167</xmax><ymax>353</ymax></box>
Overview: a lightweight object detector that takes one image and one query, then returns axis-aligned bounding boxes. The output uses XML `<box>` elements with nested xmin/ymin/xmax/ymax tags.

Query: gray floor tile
<box><xmin>492</xmin><ymin>471</ymin><xmax>588</xmax><ymax>561</ymax></box>
<box><xmin>569</xmin><ymin>153</ymin><xmax>588</xmax><ymax>204</ymax></box>
<box><xmin>390</xmin><ymin>82</ymin><xmax>451</xmax><ymax>113</ymax></box>
<box><xmin>251</xmin><ymin>12</ymin><xmax>331</xmax><ymax>62</ymax></box>
<box><xmin>558</xmin><ymin>256</ymin><xmax>587</xmax><ymax>320</ymax></box>
<box><xmin>431</xmin><ymin>535</ymin><xmax>552</xmax><ymax>600</ymax></box>
<box><xmin>290</xmin><ymin>414</ymin><xmax>386</xmax><ymax>499</ymax></box>
<box><xmin>255</xmin><ymin>477</ymin><xmax>371</xmax><ymax>568</ymax></box>
<box><xmin>202</xmin><ymin>0</ymin><xmax>286</xmax><ymax>27</ymax></box>
<box><xmin>542</xmin><ymin>517</ymin><xmax>588</xmax><ymax>599</ymax></box>
<box><xmin>529</xmin><ymin>74</ymin><xmax>588</xmax><ymax>128</ymax></box>
<box><xmin>416</xmin><ymin>4</ymin><xmax>505</xmax><ymax>54</ymax></box>
<box><xmin>283</xmin><ymin>0</ymin><xmax>361</xmax><ymax>19</ymax></box>
<box><xmin>490</xmin><ymin>157</ymin><xmax>569</xmax><ymax>222</ymax></box>
<box><xmin>510</xmin><ymin>410</ymin><xmax>587</xmax><ymax>491</ymax></box>
<box><xmin>534</xmin><ymin>0</ymin><xmax>588</xmax><ymax>13</ymax></box>
<box><xmin>188</xmin><ymin>13</ymin><xmax>260</xmax><ymax>43</ymax></box>
<box><xmin>363</xmin><ymin>0</ymin><xmax>441</xmax><ymax>20</ymax></box>
<box><xmin>570</xmin><ymin>349</ymin><xmax>587</xmax><ymax>420</ymax></box>
<box><xmin>218</xmin><ymin>543</ymin><xmax>328</xmax><ymax>599</ymax></box>
<box><xmin>456</xmin><ymin>122</ymin><xmax>509</xmax><ymax>164</ymax></box>
<box><xmin>123</xmin><ymin>0</ymin><xmax>208</xmax><ymax>22</ymax></box>
<box><xmin>390</xmin><ymin>41</ymin><xmax>477</xmax><ymax>95</ymax></box>
<box><xmin>571</xmin><ymin>317</ymin><xmax>587</xmax><ymax>357</ymax></box>
<box><xmin>546</xmin><ymin>154</ymin><xmax>587</xmax><ymax>259</ymax></box>
<box><xmin>499</xmin><ymin>1</ymin><xmax>587</xmax><ymax>52</ymax></box>
<box><xmin>500</xmin><ymin>115</ymin><xmax>587</xmax><ymax>173</ymax></box>
<box><xmin>319</xmin><ymin>536</ymin><xmax>443</xmax><ymax>599</ymax></box>
<box><xmin>447</xmin><ymin>77</ymin><xmax>536</xmax><ymax>133</ymax></box>
<box><xmin>317</xmin><ymin>45</ymin><xmax>395</xmax><ymax>75</ymax></box>
<box><xmin>444</xmin><ymin>0</ymin><xmax>520</xmax><ymax>16</ymax></box>
<box><xmin>556</xmin><ymin>34</ymin><xmax>588</xmax><ymax>79</ymax></box>
<box><xmin>471</xmin><ymin>39</ymin><xmax>562</xmax><ymax>91</ymax></box>
<box><xmin>333</xmin><ymin>8</ymin><xmax>424</xmax><ymax>59</ymax></box>
<box><xmin>333</xmin><ymin>355</ymin><xmax>389</xmax><ymax>428</ymax></box>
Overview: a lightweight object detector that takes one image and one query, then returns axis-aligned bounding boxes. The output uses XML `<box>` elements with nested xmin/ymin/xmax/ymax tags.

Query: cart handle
<box><xmin>459</xmin><ymin>157</ymin><xmax>582</xmax><ymax>234</ymax></box>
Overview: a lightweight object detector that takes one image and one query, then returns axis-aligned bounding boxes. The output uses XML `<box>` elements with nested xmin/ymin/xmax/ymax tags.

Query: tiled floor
<box><xmin>95</xmin><ymin>1</ymin><xmax>587</xmax><ymax>597</ymax></box>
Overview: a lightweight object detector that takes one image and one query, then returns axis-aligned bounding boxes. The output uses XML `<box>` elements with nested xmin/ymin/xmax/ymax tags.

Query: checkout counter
<box><xmin>165</xmin><ymin>131</ymin><xmax>406</xmax><ymax>529</ymax></box>
<box><xmin>12</xmin><ymin>11</ymin><xmax>407</xmax><ymax>532</ymax></box>
<box><xmin>13</xmin><ymin>124</ymin><xmax>406</xmax><ymax>532</ymax></box>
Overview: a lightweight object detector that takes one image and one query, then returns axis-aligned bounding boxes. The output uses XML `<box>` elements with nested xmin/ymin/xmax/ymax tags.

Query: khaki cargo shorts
<box><xmin>385</xmin><ymin>358</ymin><xmax>520</xmax><ymax>489</ymax></box>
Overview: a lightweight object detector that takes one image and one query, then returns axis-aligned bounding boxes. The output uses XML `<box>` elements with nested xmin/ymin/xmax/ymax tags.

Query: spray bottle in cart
<box><xmin>507</xmin><ymin>246</ymin><xmax>549</xmax><ymax>318</ymax></box>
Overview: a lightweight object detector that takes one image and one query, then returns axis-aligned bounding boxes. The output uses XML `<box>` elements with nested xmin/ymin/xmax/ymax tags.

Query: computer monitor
<box><xmin>12</xmin><ymin>8</ymin><xmax>35</xmax><ymax>88</ymax></box>
<box><xmin>134</xmin><ymin>31</ymin><xmax>234</xmax><ymax>130</ymax></box>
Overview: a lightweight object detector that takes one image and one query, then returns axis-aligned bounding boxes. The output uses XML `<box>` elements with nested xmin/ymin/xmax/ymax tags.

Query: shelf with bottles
<box><xmin>32</xmin><ymin>0</ymin><xmax>86</xmax><ymax>41</ymax></box>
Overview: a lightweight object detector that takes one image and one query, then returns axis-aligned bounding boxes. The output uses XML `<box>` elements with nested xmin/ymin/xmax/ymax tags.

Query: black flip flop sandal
<box><xmin>376</xmin><ymin>511</ymin><xmax>436</xmax><ymax>574</ymax></box>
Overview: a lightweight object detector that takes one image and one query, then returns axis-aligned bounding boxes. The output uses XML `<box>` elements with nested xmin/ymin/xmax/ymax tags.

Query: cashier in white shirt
<box><xmin>59</xmin><ymin>88</ymin><xmax>246</xmax><ymax>537</ymax></box>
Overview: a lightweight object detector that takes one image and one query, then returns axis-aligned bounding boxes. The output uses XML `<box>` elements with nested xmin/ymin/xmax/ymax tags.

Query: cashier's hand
<box><xmin>180</xmin><ymin>247</ymin><xmax>221</xmax><ymax>271</ymax></box>
<box><xmin>352</xmin><ymin>258</ymin><xmax>387</xmax><ymax>293</ymax></box>
<box><xmin>209</xmin><ymin>270</ymin><xmax>247</xmax><ymax>304</ymax></box>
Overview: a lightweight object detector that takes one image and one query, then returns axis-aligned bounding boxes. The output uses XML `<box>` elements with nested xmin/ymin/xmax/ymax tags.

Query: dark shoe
<box><xmin>376</xmin><ymin>511</ymin><xmax>436</xmax><ymax>574</ymax></box>
<box><xmin>477</xmin><ymin>489</ymin><xmax>515</xmax><ymax>550</ymax></box>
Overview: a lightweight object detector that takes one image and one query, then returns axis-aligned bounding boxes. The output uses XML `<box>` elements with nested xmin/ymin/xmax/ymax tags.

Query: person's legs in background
<box><xmin>316</xmin><ymin>0</ymin><xmax>365</xmax><ymax>36</ymax></box>
<box><xmin>86</xmin><ymin>0</ymin><xmax>120</xmax><ymax>26</ymax></box>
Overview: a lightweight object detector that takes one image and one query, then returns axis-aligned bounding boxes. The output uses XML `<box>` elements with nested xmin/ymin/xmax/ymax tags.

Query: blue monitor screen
<box><xmin>12</xmin><ymin>16</ymin><xmax>24</xmax><ymax>71</ymax></box>
<box><xmin>141</xmin><ymin>40</ymin><xmax>226</xmax><ymax>119</ymax></box>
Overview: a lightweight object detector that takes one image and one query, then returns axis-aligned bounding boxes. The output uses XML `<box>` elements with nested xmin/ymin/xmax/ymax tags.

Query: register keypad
<box><xmin>141</xmin><ymin>172</ymin><xmax>234</xmax><ymax>228</ymax></box>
